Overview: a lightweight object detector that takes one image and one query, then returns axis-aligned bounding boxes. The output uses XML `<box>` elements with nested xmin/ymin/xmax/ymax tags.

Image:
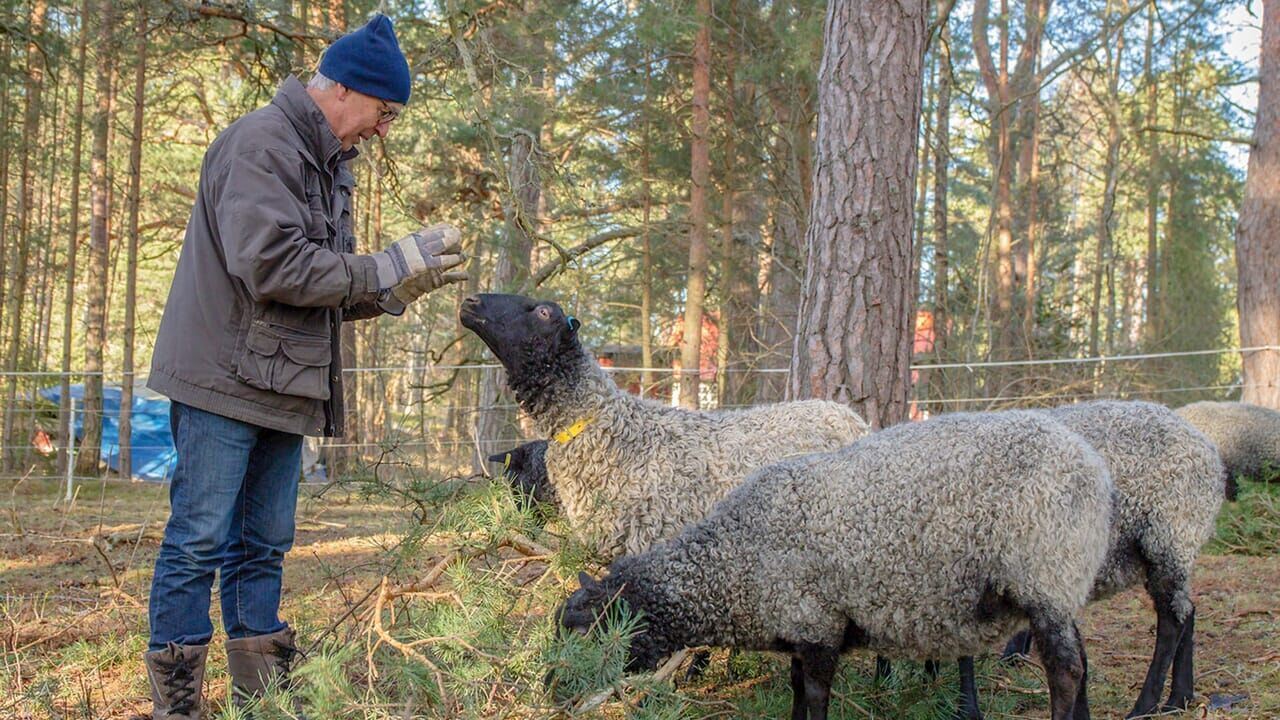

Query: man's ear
<box><xmin>566</xmin><ymin>316</ymin><xmax>582</xmax><ymax>333</ymax></box>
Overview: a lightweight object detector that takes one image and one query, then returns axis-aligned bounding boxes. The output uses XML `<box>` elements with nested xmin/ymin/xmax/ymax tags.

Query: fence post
<box><xmin>65</xmin><ymin>397</ymin><xmax>76</xmax><ymax>502</ymax></box>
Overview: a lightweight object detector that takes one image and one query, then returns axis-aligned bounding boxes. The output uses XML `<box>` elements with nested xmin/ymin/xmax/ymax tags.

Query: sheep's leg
<box><xmin>953</xmin><ymin>656</ymin><xmax>984</xmax><ymax>720</ymax></box>
<box><xmin>1072</xmin><ymin>624</ymin><xmax>1091</xmax><ymax>720</ymax></box>
<box><xmin>1000</xmin><ymin>628</ymin><xmax>1033</xmax><ymax>662</ymax></box>
<box><xmin>683</xmin><ymin>649</ymin><xmax>712</xmax><ymax>682</ymax></box>
<box><xmin>789</xmin><ymin>657</ymin><xmax>806</xmax><ymax>720</ymax></box>
<box><xmin>1162</xmin><ymin>605</ymin><xmax>1196</xmax><ymax>712</ymax></box>
<box><xmin>874</xmin><ymin>655</ymin><xmax>892</xmax><ymax>683</ymax></box>
<box><xmin>791</xmin><ymin>643</ymin><xmax>838</xmax><ymax>720</ymax></box>
<box><xmin>1029</xmin><ymin>613</ymin><xmax>1084</xmax><ymax>720</ymax></box>
<box><xmin>1126</xmin><ymin>581</ymin><xmax>1188</xmax><ymax>719</ymax></box>
<box><xmin>925</xmin><ymin>659</ymin><xmax>940</xmax><ymax>680</ymax></box>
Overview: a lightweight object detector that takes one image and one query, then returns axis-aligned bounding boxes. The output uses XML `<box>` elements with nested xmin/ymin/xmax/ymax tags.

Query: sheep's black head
<box><xmin>460</xmin><ymin>294</ymin><xmax>583</xmax><ymax>390</ymax></box>
<box><xmin>556</xmin><ymin>571</ymin><xmax>666</xmax><ymax>673</ymax></box>
<box><xmin>488</xmin><ymin>439</ymin><xmax>556</xmax><ymax>511</ymax></box>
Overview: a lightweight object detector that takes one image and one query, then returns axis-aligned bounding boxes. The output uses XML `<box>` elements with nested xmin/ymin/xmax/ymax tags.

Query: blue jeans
<box><xmin>148</xmin><ymin>401</ymin><xmax>302</xmax><ymax>651</ymax></box>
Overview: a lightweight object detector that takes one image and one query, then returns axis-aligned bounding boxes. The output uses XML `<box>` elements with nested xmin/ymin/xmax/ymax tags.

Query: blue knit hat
<box><xmin>319</xmin><ymin>14</ymin><xmax>411</xmax><ymax>105</ymax></box>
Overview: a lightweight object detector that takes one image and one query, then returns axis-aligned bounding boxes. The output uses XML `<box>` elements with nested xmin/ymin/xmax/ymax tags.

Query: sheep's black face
<box><xmin>460</xmin><ymin>293</ymin><xmax>582</xmax><ymax>383</ymax></box>
<box><xmin>488</xmin><ymin>440</ymin><xmax>555</xmax><ymax>510</ymax></box>
<box><xmin>555</xmin><ymin>572</ymin><xmax>662</xmax><ymax>673</ymax></box>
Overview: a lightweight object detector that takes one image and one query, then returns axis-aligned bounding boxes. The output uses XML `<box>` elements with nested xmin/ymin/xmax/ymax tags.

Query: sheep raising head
<box><xmin>461</xmin><ymin>294</ymin><xmax>583</xmax><ymax>391</ymax></box>
<box><xmin>557</xmin><ymin>571</ymin><xmax>672</xmax><ymax>674</ymax></box>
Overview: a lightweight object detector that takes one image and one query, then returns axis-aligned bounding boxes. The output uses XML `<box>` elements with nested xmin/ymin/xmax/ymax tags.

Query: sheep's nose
<box><xmin>462</xmin><ymin>295</ymin><xmax>481</xmax><ymax>309</ymax></box>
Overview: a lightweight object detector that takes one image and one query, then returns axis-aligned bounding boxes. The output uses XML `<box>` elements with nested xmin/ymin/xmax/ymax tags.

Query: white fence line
<box><xmin>0</xmin><ymin>344</ymin><xmax>1275</xmax><ymax>378</ymax></box>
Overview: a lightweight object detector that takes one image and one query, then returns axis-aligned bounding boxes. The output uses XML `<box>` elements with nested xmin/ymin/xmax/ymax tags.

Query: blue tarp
<box><xmin>40</xmin><ymin>384</ymin><xmax>177</xmax><ymax>481</ymax></box>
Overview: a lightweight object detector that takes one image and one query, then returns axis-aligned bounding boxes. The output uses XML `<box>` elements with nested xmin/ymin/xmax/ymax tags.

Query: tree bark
<box><xmin>679</xmin><ymin>0</ymin><xmax>713</xmax><ymax>409</ymax></box>
<box><xmin>0</xmin><ymin>38</ymin><xmax>12</xmax><ymax>341</ymax></box>
<box><xmin>932</xmin><ymin>20</ymin><xmax>953</xmax><ymax>406</ymax></box>
<box><xmin>640</xmin><ymin>55</ymin><xmax>656</xmax><ymax>399</ymax></box>
<box><xmin>78</xmin><ymin>0</ymin><xmax>116</xmax><ymax>475</ymax></box>
<box><xmin>1237</xmin><ymin>0</ymin><xmax>1280</xmax><ymax>408</ymax></box>
<box><xmin>2</xmin><ymin>0</ymin><xmax>48</xmax><ymax>470</ymax></box>
<box><xmin>119</xmin><ymin>1</ymin><xmax>147</xmax><ymax>479</ymax></box>
<box><xmin>476</xmin><ymin>4</ymin><xmax>545</xmax><ymax>465</ymax></box>
<box><xmin>1142</xmin><ymin>3</ymin><xmax>1161</xmax><ymax>345</ymax></box>
<box><xmin>787</xmin><ymin>0</ymin><xmax>927</xmax><ymax>430</ymax></box>
<box><xmin>757</xmin><ymin>82</ymin><xmax>813</xmax><ymax>404</ymax></box>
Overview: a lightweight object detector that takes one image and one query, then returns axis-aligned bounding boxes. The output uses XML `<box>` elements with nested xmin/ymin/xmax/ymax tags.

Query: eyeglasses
<box><xmin>377</xmin><ymin>100</ymin><xmax>402</xmax><ymax>125</ymax></box>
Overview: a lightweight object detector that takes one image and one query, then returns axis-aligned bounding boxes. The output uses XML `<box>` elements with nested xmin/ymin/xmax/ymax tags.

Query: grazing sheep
<box><xmin>558</xmin><ymin>411</ymin><xmax>1114</xmax><ymax>720</ymax></box>
<box><xmin>460</xmin><ymin>293</ymin><xmax>869</xmax><ymax>559</ymax></box>
<box><xmin>488</xmin><ymin>440</ymin><xmax>556</xmax><ymax>512</ymax></box>
<box><xmin>1176</xmin><ymin>400</ymin><xmax>1280</xmax><ymax>492</ymax></box>
<box><xmin>982</xmin><ymin>401</ymin><xmax>1225</xmax><ymax>719</ymax></box>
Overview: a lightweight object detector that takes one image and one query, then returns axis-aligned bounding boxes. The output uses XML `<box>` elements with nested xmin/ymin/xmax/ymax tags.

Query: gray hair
<box><xmin>307</xmin><ymin>72</ymin><xmax>337</xmax><ymax>91</ymax></box>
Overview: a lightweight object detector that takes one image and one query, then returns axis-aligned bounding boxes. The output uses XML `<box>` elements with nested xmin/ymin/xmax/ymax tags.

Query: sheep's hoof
<box><xmin>682</xmin><ymin>650</ymin><xmax>712</xmax><ymax>683</ymax></box>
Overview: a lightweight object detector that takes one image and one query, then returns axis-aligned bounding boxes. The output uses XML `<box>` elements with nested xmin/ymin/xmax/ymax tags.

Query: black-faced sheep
<box><xmin>460</xmin><ymin>293</ymin><xmax>870</xmax><ymax>559</ymax></box>
<box><xmin>558</xmin><ymin>410</ymin><xmax>1114</xmax><ymax>720</ymax></box>
<box><xmin>488</xmin><ymin>440</ymin><xmax>555</xmax><ymax>512</ymax></box>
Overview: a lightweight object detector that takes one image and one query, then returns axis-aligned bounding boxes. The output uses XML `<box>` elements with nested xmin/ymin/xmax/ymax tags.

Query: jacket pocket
<box><xmin>236</xmin><ymin>322</ymin><xmax>331</xmax><ymax>400</ymax></box>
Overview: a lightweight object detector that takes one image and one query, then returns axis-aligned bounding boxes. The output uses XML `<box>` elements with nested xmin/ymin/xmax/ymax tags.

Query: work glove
<box><xmin>371</xmin><ymin>222</ymin><xmax>466</xmax><ymax>291</ymax></box>
<box><xmin>376</xmin><ymin>223</ymin><xmax>469</xmax><ymax>315</ymax></box>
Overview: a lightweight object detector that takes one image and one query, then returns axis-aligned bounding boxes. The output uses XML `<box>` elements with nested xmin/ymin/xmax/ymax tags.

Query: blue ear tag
<box><xmin>566</xmin><ymin>315</ymin><xmax>580</xmax><ymax>331</ymax></box>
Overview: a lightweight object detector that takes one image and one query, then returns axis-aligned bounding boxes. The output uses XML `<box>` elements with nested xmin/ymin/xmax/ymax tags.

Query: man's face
<box><xmin>333</xmin><ymin>86</ymin><xmax>403</xmax><ymax>150</ymax></box>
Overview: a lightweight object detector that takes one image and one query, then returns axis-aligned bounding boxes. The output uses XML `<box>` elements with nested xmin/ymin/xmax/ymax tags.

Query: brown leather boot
<box><xmin>225</xmin><ymin>627</ymin><xmax>304</xmax><ymax>712</ymax></box>
<box><xmin>143</xmin><ymin>643</ymin><xmax>208</xmax><ymax>719</ymax></box>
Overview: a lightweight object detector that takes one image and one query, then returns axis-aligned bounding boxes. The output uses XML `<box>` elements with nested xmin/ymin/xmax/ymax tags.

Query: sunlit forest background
<box><xmin>0</xmin><ymin>0</ymin><xmax>1264</xmax><ymax>480</ymax></box>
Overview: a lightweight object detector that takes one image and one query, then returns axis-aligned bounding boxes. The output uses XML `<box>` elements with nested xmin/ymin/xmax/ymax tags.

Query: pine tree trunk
<box><xmin>58</xmin><ymin>2</ymin><xmax>90</xmax><ymax>475</ymax></box>
<box><xmin>1092</xmin><ymin>1</ymin><xmax>1124</xmax><ymax>359</ymax></box>
<box><xmin>119</xmin><ymin>2</ymin><xmax>146</xmax><ymax>479</ymax></box>
<box><xmin>1143</xmin><ymin>4</ymin><xmax>1161</xmax><ymax>345</ymax></box>
<box><xmin>0</xmin><ymin>38</ymin><xmax>12</xmax><ymax>340</ymax></box>
<box><xmin>932</xmin><ymin>20</ymin><xmax>952</xmax><ymax>405</ymax></box>
<box><xmin>787</xmin><ymin>0</ymin><xmax>927</xmax><ymax>430</ymax></box>
<box><xmin>679</xmin><ymin>0</ymin><xmax>713</xmax><ymax>409</ymax></box>
<box><xmin>974</xmin><ymin>0</ymin><xmax>1016</xmax><ymax>362</ymax></box>
<box><xmin>640</xmin><ymin>92</ymin><xmax>655</xmax><ymax>399</ymax></box>
<box><xmin>716</xmin><ymin>27</ymin><xmax>742</xmax><ymax>408</ymax></box>
<box><xmin>78</xmin><ymin>0</ymin><xmax>116</xmax><ymax>476</ymax></box>
<box><xmin>1237</xmin><ymin>0</ymin><xmax>1280</xmax><ymax>409</ymax></box>
<box><xmin>757</xmin><ymin>85</ymin><xmax>812</xmax><ymax>404</ymax></box>
<box><xmin>2</xmin><ymin>0</ymin><xmax>48</xmax><ymax>470</ymax></box>
<box><xmin>476</xmin><ymin>9</ymin><xmax>545</xmax><ymax>465</ymax></box>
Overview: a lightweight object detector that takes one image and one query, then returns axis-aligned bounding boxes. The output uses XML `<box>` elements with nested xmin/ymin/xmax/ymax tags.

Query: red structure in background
<box><xmin>597</xmin><ymin>309</ymin><xmax>937</xmax><ymax>415</ymax></box>
<box><xmin>911</xmin><ymin>309</ymin><xmax>937</xmax><ymax>420</ymax></box>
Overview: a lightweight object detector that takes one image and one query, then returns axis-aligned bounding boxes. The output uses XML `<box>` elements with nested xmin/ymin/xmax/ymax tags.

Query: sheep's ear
<box><xmin>577</xmin><ymin>571</ymin><xmax>598</xmax><ymax>590</ymax></box>
<box><xmin>487</xmin><ymin>451</ymin><xmax>507</xmax><ymax>464</ymax></box>
<box><xmin>566</xmin><ymin>316</ymin><xmax>582</xmax><ymax>334</ymax></box>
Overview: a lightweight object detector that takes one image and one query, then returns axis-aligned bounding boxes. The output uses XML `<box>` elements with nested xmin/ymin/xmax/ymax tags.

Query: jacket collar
<box><xmin>272</xmin><ymin>75</ymin><xmax>360</xmax><ymax>171</ymax></box>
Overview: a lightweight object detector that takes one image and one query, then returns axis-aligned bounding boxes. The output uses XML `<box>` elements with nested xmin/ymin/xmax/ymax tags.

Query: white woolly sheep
<box><xmin>1176</xmin><ymin>400</ymin><xmax>1280</xmax><ymax>492</ymax></box>
<box><xmin>558</xmin><ymin>410</ymin><xmax>1114</xmax><ymax>720</ymax></box>
<box><xmin>460</xmin><ymin>293</ymin><xmax>870</xmax><ymax>560</ymax></box>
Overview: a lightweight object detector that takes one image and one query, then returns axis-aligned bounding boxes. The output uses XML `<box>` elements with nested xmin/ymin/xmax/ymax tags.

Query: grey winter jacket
<box><xmin>148</xmin><ymin>76</ymin><xmax>383</xmax><ymax>436</ymax></box>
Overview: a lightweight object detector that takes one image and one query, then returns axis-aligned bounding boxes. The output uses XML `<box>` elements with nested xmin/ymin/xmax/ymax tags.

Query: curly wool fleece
<box><xmin>1176</xmin><ymin>400</ymin><xmax>1280</xmax><ymax>488</ymax></box>
<box><xmin>564</xmin><ymin>410</ymin><xmax>1113</xmax><ymax>663</ymax></box>
<box><xmin>463</xmin><ymin>295</ymin><xmax>869</xmax><ymax>560</ymax></box>
<box><xmin>1047</xmin><ymin>401</ymin><xmax>1224</xmax><ymax>609</ymax></box>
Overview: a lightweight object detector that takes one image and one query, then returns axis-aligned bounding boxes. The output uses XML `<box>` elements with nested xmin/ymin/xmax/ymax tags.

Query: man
<box><xmin>142</xmin><ymin>15</ymin><xmax>463</xmax><ymax>719</ymax></box>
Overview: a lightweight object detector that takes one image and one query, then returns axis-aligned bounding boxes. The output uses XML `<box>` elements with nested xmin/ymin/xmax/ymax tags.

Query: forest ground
<box><xmin>1</xmin><ymin>475</ymin><xmax>1277</xmax><ymax>719</ymax></box>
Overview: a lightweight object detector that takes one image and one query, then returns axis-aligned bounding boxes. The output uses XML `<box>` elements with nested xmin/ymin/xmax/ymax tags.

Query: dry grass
<box><xmin>2</xmin><ymin>475</ymin><xmax>1277</xmax><ymax>719</ymax></box>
